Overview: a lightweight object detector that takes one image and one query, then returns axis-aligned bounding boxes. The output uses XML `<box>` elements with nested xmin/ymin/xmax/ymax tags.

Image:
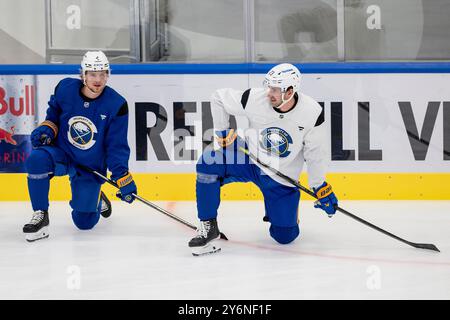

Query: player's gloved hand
<box><xmin>215</xmin><ymin>129</ymin><xmax>237</xmax><ymax>148</ymax></box>
<box><xmin>313</xmin><ymin>182</ymin><xmax>338</xmax><ymax>217</ymax></box>
<box><xmin>115</xmin><ymin>172</ymin><xmax>137</xmax><ymax>204</ymax></box>
<box><xmin>30</xmin><ymin>121</ymin><xmax>57</xmax><ymax>147</ymax></box>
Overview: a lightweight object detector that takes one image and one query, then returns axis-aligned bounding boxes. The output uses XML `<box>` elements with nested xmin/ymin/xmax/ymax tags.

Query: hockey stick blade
<box><xmin>410</xmin><ymin>242</ymin><xmax>440</xmax><ymax>252</ymax></box>
<box><xmin>336</xmin><ymin>207</ymin><xmax>440</xmax><ymax>252</ymax></box>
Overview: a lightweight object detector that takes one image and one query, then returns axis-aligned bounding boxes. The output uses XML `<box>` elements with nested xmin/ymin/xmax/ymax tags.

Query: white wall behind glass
<box><xmin>0</xmin><ymin>0</ymin><xmax>46</xmax><ymax>63</ymax></box>
<box><xmin>254</xmin><ymin>0</ymin><xmax>338</xmax><ymax>62</ymax></box>
<box><xmin>344</xmin><ymin>0</ymin><xmax>450</xmax><ymax>60</ymax></box>
<box><xmin>165</xmin><ymin>0</ymin><xmax>245</xmax><ymax>62</ymax></box>
<box><xmin>1</xmin><ymin>0</ymin><xmax>450</xmax><ymax>64</ymax></box>
<box><xmin>344</xmin><ymin>0</ymin><xmax>423</xmax><ymax>60</ymax></box>
<box><xmin>49</xmin><ymin>0</ymin><xmax>130</xmax><ymax>50</ymax></box>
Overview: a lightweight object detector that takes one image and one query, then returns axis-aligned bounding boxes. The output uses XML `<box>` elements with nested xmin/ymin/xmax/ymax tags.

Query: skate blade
<box><xmin>191</xmin><ymin>241</ymin><xmax>221</xmax><ymax>257</ymax></box>
<box><xmin>24</xmin><ymin>227</ymin><xmax>49</xmax><ymax>242</ymax></box>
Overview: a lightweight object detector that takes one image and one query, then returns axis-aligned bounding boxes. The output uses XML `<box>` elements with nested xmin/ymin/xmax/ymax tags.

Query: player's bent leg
<box><xmin>189</xmin><ymin>150</ymin><xmax>226</xmax><ymax>255</ymax></box>
<box><xmin>258</xmin><ymin>173</ymin><xmax>301</xmax><ymax>245</ymax></box>
<box><xmin>196</xmin><ymin>150</ymin><xmax>226</xmax><ymax>221</ymax></box>
<box><xmin>26</xmin><ymin>149</ymin><xmax>54</xmax><ymax>212</ymax></box>
<box><xmin>195</xmin><ymin>147</ymin><xmax>253</xmax><ymax>221</ymax></box>
<box><xmin>269</xmin><ymin>224</ymin><xmax>300</xmax><ymax>244</ymax></box>
<box><xmin>191</xmin><ymin>147</ymin><xmax>256</xmax><ymax>255</ymax></box>
<box><xmin>71</xmin><ymin>210</ymin><xmax>101</xmax><ymax>230</ymax></box>
<box><xmin>70</xmin><ymin>173</ymin><xmax>102</xmax><ymax>230</ymax></box>
<box><xmin>24</xmin><ymin>149</ymin><xmax>54</xmax><ymax>242</ymax></box>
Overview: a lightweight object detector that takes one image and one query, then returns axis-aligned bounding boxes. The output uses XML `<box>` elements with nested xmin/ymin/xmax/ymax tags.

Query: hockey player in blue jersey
<box><xmin>23</xmin><ymin>51</ymin><xmax>137</xmax><ymax>242</ymax></box>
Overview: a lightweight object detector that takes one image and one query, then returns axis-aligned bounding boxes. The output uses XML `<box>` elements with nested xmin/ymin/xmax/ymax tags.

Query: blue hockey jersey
<box><xmin>45</xmin><ymin>78</ymin><xmax>130</xmax><ymax>181</ymax></box>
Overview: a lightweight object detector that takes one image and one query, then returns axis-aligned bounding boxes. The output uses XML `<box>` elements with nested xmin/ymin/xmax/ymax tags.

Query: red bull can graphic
<box><xmin>0</xmin><ymin>75</ymin><xmax>37</xmax><ymax>172</ymax></box>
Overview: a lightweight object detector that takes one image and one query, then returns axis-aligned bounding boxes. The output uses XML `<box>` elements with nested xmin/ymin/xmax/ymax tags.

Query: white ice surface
<box><xmin>0</xmin><ymin>200</ymin><xmax>449</xmax><ymax>300</ymax></box>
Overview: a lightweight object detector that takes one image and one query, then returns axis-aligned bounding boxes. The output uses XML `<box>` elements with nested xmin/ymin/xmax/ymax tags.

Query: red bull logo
<box><xmin>0</xmin><ymin>126</ymin><xmax>17</xmax><ymax>145</ymax></box>
<box><xmin>0</xmin><ymin>76</ymin><xmax>36</xmax><ymax>173</ymax></box>
<box><xmin>0</xmin><ymin>85</ymin><xmax>35</xmax><ymax>116</ymax></box>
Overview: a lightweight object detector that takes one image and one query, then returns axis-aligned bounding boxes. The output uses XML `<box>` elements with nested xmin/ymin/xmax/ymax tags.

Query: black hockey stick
<box><xmin>78</xmin><ymin>165</ymin><xmax>228</xmax><ymax>241</ymax></box>
<box><xmin>239</xmin><ymin>147</ymin><xmax>439</xmax><ymax>252</ymax></box>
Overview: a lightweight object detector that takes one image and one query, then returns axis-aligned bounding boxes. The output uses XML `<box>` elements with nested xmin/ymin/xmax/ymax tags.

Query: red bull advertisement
<box><xmin>0</xmin><ymin>75</ymin><xmax>37</xmax><ymax>172</ymax></box>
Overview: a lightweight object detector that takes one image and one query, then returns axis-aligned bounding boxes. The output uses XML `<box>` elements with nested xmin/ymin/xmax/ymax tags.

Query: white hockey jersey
<box><xmin>210</xmin><ymin>87</ymin><xmax>329</xmax><ymax>189</ymax></box>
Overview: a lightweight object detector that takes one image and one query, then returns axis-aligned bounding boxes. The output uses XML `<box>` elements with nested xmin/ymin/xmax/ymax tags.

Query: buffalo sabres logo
<box><xmin>259</xmin><ymin>127</ymin><xmax>293</xmax><ymax>157</ymax></box>
<box><xmin>67</xmin><ymin>116</ymin><xmax>97</xmax><ymax>150</ymax></box>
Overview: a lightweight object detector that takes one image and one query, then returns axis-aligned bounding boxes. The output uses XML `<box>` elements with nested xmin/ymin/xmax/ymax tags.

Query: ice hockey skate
<box><xmin>188</xmin><ymin>218</ymin><xmax>222</xmax><ymax>256</ymax></box>
<box><xmin>99</xmin><ymin>191</ymin><xmax>112</xmax><ymax>218</ymax></box>
<box><xmin>23</xmin><ymin>210</ymin><xmax>49</xmax><ymax>242</ymax></box>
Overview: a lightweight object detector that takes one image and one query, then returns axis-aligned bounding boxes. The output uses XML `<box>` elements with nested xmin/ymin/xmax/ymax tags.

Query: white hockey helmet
<box><xmin>81</xmin><ymin>51</ymin><xmax>110</xmax><ymax>74</ymax></box>
<box><xmin>263</xmin><ymin>63</ymin><xmax>301</xmax><ymax>94</ymax></box>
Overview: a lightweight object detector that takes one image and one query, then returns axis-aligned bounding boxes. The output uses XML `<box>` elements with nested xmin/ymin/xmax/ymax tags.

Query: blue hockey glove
<box><xmin>115</xmin><ymin>172</ymin><xmax>137</xmax><ymax>204</ymax></box>
<box><xmin>31</xmin><ymin>121</ymin><xmax>57</xmax><ymax>147</ymax></box>
<box><xmin>313</xmin><ymin>182</ymin><xmax>338</xmax><ymax>217</ymax></box>
<box><xmin>215</xmin><ymin>129</ymin><xmax>237</xmax><ymax>148</ymax></box>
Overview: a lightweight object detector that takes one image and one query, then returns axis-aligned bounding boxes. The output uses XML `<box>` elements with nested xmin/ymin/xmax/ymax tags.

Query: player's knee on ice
<box><xmin>270</xmin><ymin>225</ymin><xmax>300</xmax><ymax>244</ymax></box>
<box><xmin>71</xmin><ymin>210</ymin><xmax>100</xmax><ymax>230</ymax></box>
<box><xmin>26</xmin><ymin>149</ymin><xmax>53</xmax><ymax>174</ymax></box>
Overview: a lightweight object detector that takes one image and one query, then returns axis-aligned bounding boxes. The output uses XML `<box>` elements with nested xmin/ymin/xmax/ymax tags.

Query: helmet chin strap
<box><xmin>273</xmin><ymin>91</ymin><xmax>295</xmax><ymax>109</ymax></box>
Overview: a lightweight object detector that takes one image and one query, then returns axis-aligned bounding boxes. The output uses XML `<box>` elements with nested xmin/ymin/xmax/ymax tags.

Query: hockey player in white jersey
<box><xmin>189</xmin><ymin>63</ymin><xmax>338</xmax><ymax>256</ymax></box>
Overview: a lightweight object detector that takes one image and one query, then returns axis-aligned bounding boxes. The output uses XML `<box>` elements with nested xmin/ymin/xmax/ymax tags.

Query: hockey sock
<box><xmin>196</xmin><ymin>172</ymin><xmax>221</xmax><ymax>221</ymax></box>
<box><xmin>26</xmin><ymin>149</ymin><xmax>54</xmax><ymax>211</ymax></box>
